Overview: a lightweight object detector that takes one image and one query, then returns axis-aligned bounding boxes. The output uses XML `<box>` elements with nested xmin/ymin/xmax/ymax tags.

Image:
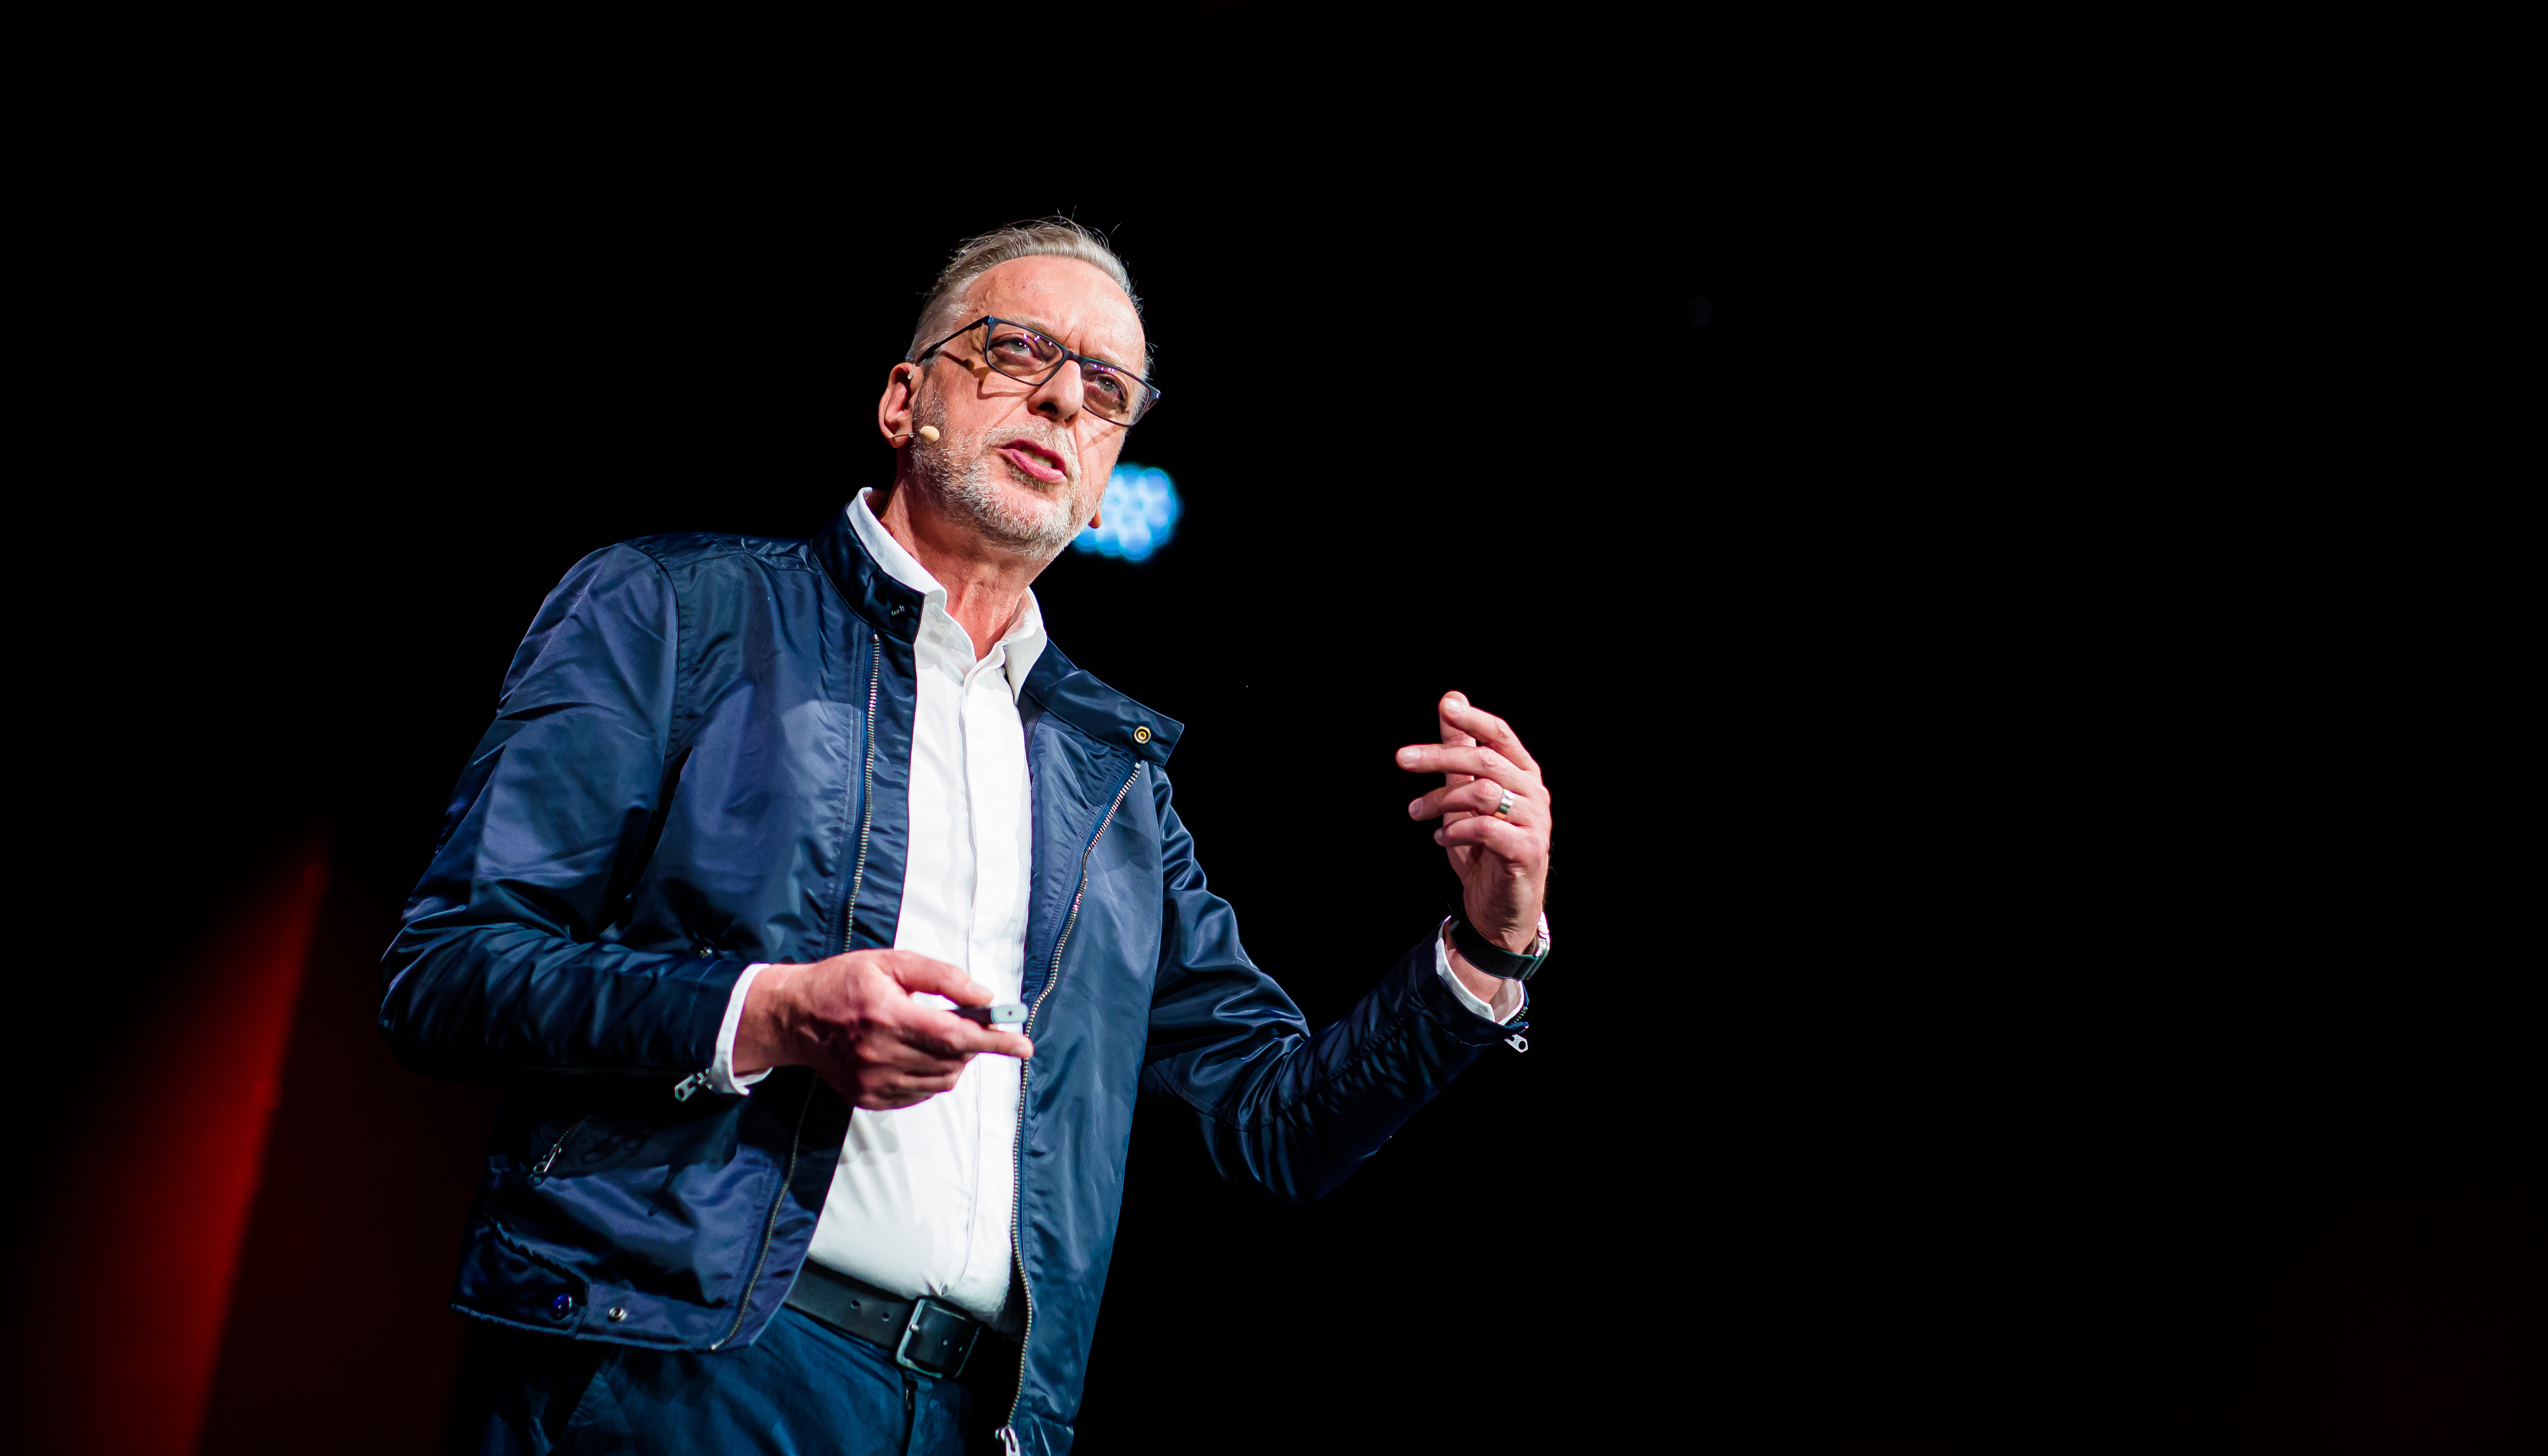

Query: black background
<box><xmin>11</xmin><ymin>14</ymin><xmax>2536</xmax><ymax>1455</ymax></box>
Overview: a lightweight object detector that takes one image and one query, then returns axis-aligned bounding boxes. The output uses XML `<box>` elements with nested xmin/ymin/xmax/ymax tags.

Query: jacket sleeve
<box><xmin>1138</xmin><ymin>769</ymin><xmax>1513</xmax><ymax>1203</ymax></box>
<box><xmin>378</xmin><ymin>543</ymin><xmax>745</xmax><ymax>1083</ymax></box>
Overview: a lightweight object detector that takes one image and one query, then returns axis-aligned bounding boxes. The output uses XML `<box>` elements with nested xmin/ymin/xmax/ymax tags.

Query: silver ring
<box><xmin>1493</xmin><ymin>788</ymin><xmax>1516</xmax><ymax>819</ymax></box>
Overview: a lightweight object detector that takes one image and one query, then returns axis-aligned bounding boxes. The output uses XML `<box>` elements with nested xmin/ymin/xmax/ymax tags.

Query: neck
<box><xmin>868</xmin><ymin>476</ymin><xmax>1049</xmax><ymax>661</ymax></box>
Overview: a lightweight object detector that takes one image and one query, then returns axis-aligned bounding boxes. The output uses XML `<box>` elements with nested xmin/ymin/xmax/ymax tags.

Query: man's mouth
<box><xmin>995</xmin><ymin>438</ymin><xmax>1071</xmax><ymax>486</ymax></box>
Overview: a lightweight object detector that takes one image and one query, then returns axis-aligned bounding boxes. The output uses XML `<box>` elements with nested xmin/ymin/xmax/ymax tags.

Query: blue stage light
<box><xmin>1073</xmin><ymin>463</ymin><xmax>1182</xmax><ymax>563</ymax></box>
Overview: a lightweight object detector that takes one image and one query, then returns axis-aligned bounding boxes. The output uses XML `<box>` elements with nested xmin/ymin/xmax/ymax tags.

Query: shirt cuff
<box><xmin>707</xmin><ymin>962</ymin><xmax>777</xmax><ymax>1095</ymax></box>
<box><xmin>1434</xmin><ymin>919</ymin><xmax>1528</xmax><ymax>1025</ymax></box>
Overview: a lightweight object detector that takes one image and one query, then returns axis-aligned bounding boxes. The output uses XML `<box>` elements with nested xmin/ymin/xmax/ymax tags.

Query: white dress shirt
<box><xmin>706</xmin><ymin>489</ymin><xmax>1520</xmax><ymax>1328</ymax></box>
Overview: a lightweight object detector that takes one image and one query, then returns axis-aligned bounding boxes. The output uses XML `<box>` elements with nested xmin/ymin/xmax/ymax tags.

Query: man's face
<box><xmin>897</xmin><ymin>255</ymin><xmax>1148</xmax><ymax>557</ymax></box>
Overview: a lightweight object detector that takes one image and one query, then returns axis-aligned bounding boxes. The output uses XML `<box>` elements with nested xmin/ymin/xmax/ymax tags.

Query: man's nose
<box><xmin>1026</xmin><ymin>360</ymin><xmax>1081</xmax><ymax>423</ymax></box>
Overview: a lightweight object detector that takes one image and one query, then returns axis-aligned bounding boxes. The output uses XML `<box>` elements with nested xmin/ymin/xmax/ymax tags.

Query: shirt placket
<box><xmin>926</xmin><ymin>603</ymin><xmax>991</xmax><ymax>1293</ymax></box>
<box><xmin>943</xmin><ymin>637</ymin><xmax>997</xmax><ymax>1300</ymax></box>
<box><xmin>975</xmin><ymin>650</ymin><xmax>1031</xmax><ymax>1310</ymax></box>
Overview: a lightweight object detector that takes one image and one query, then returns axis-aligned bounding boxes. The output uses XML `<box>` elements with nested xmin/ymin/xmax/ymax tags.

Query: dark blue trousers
<box><xmin>449</xmin><ymin>1306</ymin><xmax>1016</xmax><ymax>1456</ymax></box>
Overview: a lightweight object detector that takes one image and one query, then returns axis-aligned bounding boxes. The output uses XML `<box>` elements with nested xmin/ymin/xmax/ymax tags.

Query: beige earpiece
<box><xmin>889</xmin><ymin>425</ymin><xmax>942</xmax><ymax>446</ymax></box>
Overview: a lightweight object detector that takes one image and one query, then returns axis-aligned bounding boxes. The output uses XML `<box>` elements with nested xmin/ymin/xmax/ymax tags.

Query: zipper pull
<box><xmin>530</xmin><ymin>1116</ymin><xmax>588</xmax><ymax>1185</ymax></box>
<box><xmin>1503</xmin><ymin>1021</ymin><xmax>1530</xmax><ymax>1054</ymax></box>
<box><xmin>672</xmin><ymin>1071</ymin><xmax>709</xmax><ymax>1102</ymax></box>
<box><xmin>995</xmin><ymin>1425</ymin><xmax>1022</xmax><ymax>1456</ymax></box>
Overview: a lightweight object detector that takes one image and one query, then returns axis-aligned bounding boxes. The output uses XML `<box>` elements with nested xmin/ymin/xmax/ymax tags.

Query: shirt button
<box><xmin>1132</xmin><ymin>725</ymin><xmax>1152</xmax><ymax>745</ymax></box>
<box><xmin>607</xmin><ymin>1306</ymin><xmax>628</xmax><ymax>1323</ymax></box>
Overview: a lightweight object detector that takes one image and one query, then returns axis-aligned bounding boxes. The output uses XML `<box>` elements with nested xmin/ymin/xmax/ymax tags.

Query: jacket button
<box><xmin>551</xmin><ymin>1293</ymin><xmax>576</xmax><ymax>1320</ymax></box>
<box><xmin>1133</xmin><ymin>725</ymin><xmax>1151</xmax><ymax>745</ymax></box>
<box><xmin>607</xmin><ymin>1306</ymin><xmax>627</xmax><ymax>1322</ymax></box>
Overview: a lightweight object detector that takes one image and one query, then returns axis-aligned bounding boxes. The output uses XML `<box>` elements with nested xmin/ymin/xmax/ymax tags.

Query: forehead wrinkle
<box><xmin>968</xmin><ymin>263</ymin><xmax>1145</xmax><ymax>374</ymax></box>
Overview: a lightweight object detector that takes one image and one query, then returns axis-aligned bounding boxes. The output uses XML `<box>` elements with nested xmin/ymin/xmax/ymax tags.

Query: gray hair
<box><xmin>904</xmin><ymin>218</ymin><xmax>1147</xmax><ymax>373</ymax></box>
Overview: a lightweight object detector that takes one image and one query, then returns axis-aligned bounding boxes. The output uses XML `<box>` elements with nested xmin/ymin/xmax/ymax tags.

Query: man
<box><xmin>385</xmin><ymin>220</ymin><xmax>1555</xmax><ymax>1456</ymax></box>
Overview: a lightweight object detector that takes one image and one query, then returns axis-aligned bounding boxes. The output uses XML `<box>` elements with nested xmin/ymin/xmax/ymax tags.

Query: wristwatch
<box><xmin>1448</xmin><ymin>911</ymin><xmax>1551</xmax><ymax>981</ymax></box>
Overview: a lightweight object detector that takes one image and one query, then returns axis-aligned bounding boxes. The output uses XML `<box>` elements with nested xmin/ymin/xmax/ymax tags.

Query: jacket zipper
<box><xmin>528</xmin><ymin>1116</ymin><xmax>590</xmax><ymax>1185</ymax></box>
<box><xmin>840</xmin><ymin>636</ymin><xmax>882</xmax><ymax>955</ymax></box>
<box><xmin>712</xmin><ymin>1074</ymin><xmax>816</xmax><ymax>1349</ymax></box>
<box><xmin>999</xmin><ymin>757</ymin><xmax>1144</xmax><ymax>1444</ymax></box>
<box><xmin>710</xmin><ymin>632</ymin><xmax>881</xmax><ymax>1353</ymax></box>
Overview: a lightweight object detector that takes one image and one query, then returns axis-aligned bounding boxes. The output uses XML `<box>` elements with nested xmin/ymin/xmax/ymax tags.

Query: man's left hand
<box><xmin>1399</xmin><ymin>693</ymin><xmax>1551</xmax><ymax>963</ymax></box>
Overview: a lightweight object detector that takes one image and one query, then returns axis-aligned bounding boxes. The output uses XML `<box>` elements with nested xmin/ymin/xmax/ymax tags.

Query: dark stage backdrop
<box><xmin>11</xmin><ymin>42</ymin><xmax>2536</xmax><ymax>1456</ymax></box>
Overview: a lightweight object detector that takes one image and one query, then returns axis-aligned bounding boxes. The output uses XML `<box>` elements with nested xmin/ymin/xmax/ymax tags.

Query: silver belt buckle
<box><xmin>894</xmin><ymin>1295</ymin><xmax>978</xmax><ymax>1379</ymax></box>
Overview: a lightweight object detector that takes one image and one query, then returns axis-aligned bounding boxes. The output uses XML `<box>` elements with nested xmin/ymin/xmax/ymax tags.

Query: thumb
<box><xmin>885</xmin><ymin>953</ymin><xmax>990</xmax><ymax>1005</ymax></box>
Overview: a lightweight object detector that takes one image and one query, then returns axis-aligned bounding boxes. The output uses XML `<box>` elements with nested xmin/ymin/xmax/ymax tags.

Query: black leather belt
<box><xmin>783</xmin><ymin>1260</ymin><xmax>985</xmax><ymax>1380</ymax></box>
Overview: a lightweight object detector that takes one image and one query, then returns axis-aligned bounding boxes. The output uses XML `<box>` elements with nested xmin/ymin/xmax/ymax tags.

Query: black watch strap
<box><xmin>1448</xmin><ymin>913</ymin><xmax>1550</xmax><ymax>981</ymax></box>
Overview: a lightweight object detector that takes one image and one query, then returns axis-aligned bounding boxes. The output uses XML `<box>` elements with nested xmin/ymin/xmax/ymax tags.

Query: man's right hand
<box><xmin>733</xmin><ymin>950</ymin><xmax>1032</xmax><ymax>1110</ymax></box>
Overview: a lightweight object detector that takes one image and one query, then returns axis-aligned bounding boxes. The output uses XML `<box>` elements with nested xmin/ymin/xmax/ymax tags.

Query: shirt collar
<box><xmin>849</xmin><ymin>490</ymin><xmax>1046</xmax><ymax>701</ymax></box>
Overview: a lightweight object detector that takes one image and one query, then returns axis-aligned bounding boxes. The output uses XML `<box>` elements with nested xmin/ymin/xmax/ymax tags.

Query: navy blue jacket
<box><xmin>380</xmin><ymin>507</ymin><xmax>1514</xmax><ymax>1454</ymax></box>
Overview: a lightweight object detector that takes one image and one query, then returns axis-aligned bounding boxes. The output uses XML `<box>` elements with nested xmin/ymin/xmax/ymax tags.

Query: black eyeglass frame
<box><xmin>909</xmin><ymin>315</ymin><xmax>1161</xmax><ymax>427</ymax></box>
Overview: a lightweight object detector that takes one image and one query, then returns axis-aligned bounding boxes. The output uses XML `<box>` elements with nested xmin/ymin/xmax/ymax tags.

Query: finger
<box><xmin>863</xmin><ymin>1036</ymin><xmax>974</xmax><ymax>1077</ymax></box>
<box><xmin>1439</xmin><ymin>693</ymin><xmax>1538</xmax><ymax>774</ymax></box>
<box><xmin>1394</xmin><ymin>744</ymin><xmax>1537</xmax><ymax>787</ymax></box>
<box><xmin>901</xmin><ymin>1010</ymin><xmax>1034</xmax><ymax>1061</ymax></box>
<box><xmin>1409</xmin><ymin>779</ymin><xmax>1535</xmax><ymax>823</ymax></box>
<box><xmin>848</xmin><ymin>1069</ymin><xmax>959</xmax><ymax>1109</ymax></box>
<box><xmin>866</xmin><ymin>1064</ymin><xmax>963</xmax><ymax>1099</ymax></box>
<box><xmin>1432</xmin><ymin>814</ymin><xmax>1543</xmax><ymax>861</ymax></box>
<box><xmin>1439</xmin><ymin>701</ymin><xmax>1475</xmax><ymax>787</ymax></box>
<box><xmin>858</xmin><ymin>1075</ymin><xmax>961</xmax><ymax>1110</ymax></box>
<box><xmin>882</xmin><ymin>952</ymin><xmax>991</xmax><ymax>1005</ymax></box>
<box><xmin>1438</xmin><ymin>700</ymin><xmax>1475</xmax><ymax>752</ymax></box>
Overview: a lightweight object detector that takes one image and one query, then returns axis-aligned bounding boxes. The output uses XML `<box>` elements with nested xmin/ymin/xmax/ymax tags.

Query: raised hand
<box><xmin>1398</xmin><ymin>692</ymin><xmax>1552</xmax><ymax>954</ymax></box>
<box><xmin>734</xmin><ymin>949</ymin><xmax>1033</xmax><ymax>1110</ymax></box>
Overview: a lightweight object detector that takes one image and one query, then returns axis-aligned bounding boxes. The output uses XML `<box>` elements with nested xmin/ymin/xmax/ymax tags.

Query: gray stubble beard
<box><xmin>907</xmin><ymin>399</ymin><xmax>1097</xmax><ymax>561</ymax></box>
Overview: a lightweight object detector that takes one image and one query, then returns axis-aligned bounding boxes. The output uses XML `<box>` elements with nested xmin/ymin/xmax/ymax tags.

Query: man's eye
<box><xmin>1088</xmin><ymin>370</ymin><xmax>1127</xmax><ymax>402</ymax></box>
<box><xmin>991</xmin><ymin>334</ymin><xmax>1038</xmax><ymax>359</ymax></box>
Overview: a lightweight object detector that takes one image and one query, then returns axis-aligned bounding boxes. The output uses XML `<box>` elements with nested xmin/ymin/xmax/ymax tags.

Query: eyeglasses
<box><xmin>911</xmin><ymin>316</ymin><xmax>1161</xmax><ymax>428</ymax></box>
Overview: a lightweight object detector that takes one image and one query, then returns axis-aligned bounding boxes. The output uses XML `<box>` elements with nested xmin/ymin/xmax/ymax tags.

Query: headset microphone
<box><xmin>891</xmin><ymin>425</ymin><xmax>940</xmax><ymax>446</ymax></box>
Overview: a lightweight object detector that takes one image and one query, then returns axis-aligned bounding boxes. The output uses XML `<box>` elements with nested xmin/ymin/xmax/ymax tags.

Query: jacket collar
<box><xmin>813</xmin><ymin>500</ymin><xmax>1182</xmax><ymax>767</ymax></box>
<box><xmin>812</xmin><ymin>500</ymin><xmax>927</xmax><ymax>646</ymax></box>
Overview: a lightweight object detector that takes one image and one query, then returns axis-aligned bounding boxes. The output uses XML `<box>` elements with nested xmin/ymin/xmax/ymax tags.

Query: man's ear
<box><xmin>877</xmin><ymin>362</ymin><xmax>919</xmax><ymax>447</ymax></box>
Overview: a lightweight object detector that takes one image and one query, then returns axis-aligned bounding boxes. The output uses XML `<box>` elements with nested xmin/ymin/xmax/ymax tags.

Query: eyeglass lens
<box><xmin>977</xmin><ymin>321</ymin><xmax>1151</xmax><ymax>424</ymax></box>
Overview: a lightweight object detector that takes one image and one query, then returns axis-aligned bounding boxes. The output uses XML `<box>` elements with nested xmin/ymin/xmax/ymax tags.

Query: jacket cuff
<box><xmin>1402</xmin><ymin>931</ymin><xmax>1526</xmax><ymax>1045</ymax></box>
